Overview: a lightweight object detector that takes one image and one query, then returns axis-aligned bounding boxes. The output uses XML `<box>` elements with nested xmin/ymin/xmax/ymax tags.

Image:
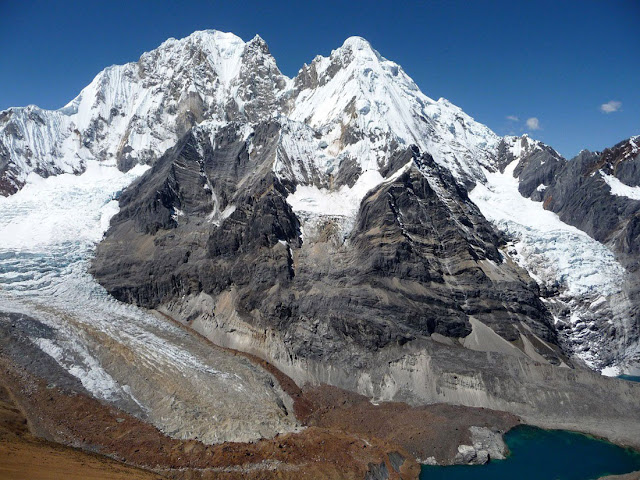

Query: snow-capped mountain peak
<box><xmin>0</xmin><ymin>30</ymin><xmax>292</xmax><ymax>194</ymax></box>
<box><xmin>1</xmin><ymin>30</ymin><xmax>508</xmax><ymax>197</ymax></box>
<box><xmin>286</xmin><ymin>36</ymin><xmax>500</xmax><ymax>188</ymax></box>
<box><xmin>333</xmin><ymin>35</ymin><xmax>384</xmax><ymax>65</ymax></box>
<box><xmin>144</xmin><ymin>29</ymin><xmax>246</xmax><ymax>84</ymax></box>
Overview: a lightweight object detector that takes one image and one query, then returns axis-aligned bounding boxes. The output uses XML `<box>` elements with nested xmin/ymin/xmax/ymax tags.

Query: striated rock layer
<box><xmin>92</xmin><ymin>119</ymin><xmax>640</xmax><ymax>448</ymax></box>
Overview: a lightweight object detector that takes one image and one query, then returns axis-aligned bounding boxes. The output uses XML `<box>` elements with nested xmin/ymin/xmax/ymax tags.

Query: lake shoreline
<box><xmin>421</xmin><ymin>424</ymin><xmax>640</xmax><ymax>480</ymax></box>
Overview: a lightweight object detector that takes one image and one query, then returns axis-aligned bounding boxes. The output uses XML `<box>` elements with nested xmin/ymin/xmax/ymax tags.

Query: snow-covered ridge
<box><xmin>288</xmin><ymin>36</ymin><xmax>500</xmax><ymax>184</ymax></box>
<box><xmin>500</xmin><ymin>134</ymin><xmax>565</xmax><ymax>166</ymax></box>
<box><xmin>627</xmin><ymin>135</ymin><xmax>639</xmax><ymax>155</ymax></box>
<box><xmin>0</xmin><ymin>30</ymin><xmax>286</xmax><ymax>194</ymax></box>
<box><xmin>613</xmin><ymin>134</ymin><xmax>639</xmax><ymax>163</ymax></box>
<box><xmin>1</xmin><ymin>29</ymin><xmax>503</xmax><ymax>197</ymax></box>
<box><xmin>503</xmin><ymin>134</ymin><xmax>543</xmax><ymax>158</ymax></box>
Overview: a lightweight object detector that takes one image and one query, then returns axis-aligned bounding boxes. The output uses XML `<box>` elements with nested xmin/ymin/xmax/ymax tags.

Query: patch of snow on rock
<box><xmin>601</xmin><ymin>171</ymin><xmax>640</xmax><ymax>201</ymax></box>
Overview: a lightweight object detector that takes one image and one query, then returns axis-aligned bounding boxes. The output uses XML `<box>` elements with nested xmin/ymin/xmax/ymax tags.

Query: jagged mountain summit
<box><xmin>0</xmin><ymin>31</ymin><xmax>286</xmax><ymax>193</ymax></box>
<box><xmin>0</xmin><ymin>30</ymin><xmax>498</xmax><ymax>196</ymax></box>
<box><xmin>1</xmin><ymin>29</ymin><xmax>640</xmax><ymax>453</ymax></box>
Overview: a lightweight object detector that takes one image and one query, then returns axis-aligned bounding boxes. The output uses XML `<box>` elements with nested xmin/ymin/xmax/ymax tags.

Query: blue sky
<box><xmin>1</xmin><ymin>0</ymin><xmax>638</xmax><ymax>158</ymax></box>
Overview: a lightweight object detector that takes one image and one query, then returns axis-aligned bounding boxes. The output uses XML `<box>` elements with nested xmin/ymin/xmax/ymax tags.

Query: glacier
<box><xmin>469</xmin><ymin>160</ymin><xmax>624</xmax><ymax>298</ymax></box>
<box><xmin>601</xmin><ymin>170</ymin><xmax>640</xmax><ymax>201</ymax></box>
<box><xmin>0</xmin><ymin>161</ymin><xmax>297</xmax><ymax>443</ymax></box>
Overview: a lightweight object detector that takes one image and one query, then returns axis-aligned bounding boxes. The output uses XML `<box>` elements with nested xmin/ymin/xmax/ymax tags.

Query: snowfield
<box><xmin>470</xmin><ymin>160</ymin><xmax>624</xmax><ymax>297</ymax></box>
<box><xmin>601</xmin><ymin>171</ymin><xmax>640</xmax><ymax>201</ymax></box>
<box><xmin>286</xmin><ymin>161</ymin><xmax>413</xmax><ymax>238</ymax></box>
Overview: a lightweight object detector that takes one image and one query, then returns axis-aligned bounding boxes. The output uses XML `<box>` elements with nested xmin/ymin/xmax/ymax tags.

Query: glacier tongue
<box><xmin>469</xmin><ymin>157</ymin><xmax>633</xmax><ymax>370</ymax></box>
<box><xmin>470</xmin><ymin>160</ymin><xmax>624</xmax><ymax>297</ymax></box>
<box><xmin>0</xmin><ymin>160</ymin><xmax>296</xmax><ymax>443</ymax></box>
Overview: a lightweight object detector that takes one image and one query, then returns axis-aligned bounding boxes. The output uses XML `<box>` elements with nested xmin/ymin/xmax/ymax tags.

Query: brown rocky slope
<box><xmin>0</xmin><ymin>314</ymin><xmax>530</xmax><ymax>479</ymax></box>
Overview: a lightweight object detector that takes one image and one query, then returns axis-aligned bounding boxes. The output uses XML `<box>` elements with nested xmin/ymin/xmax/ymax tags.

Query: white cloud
<box><xmin>526</xmin><ymin>117</ymin><xmax>540</xmax><ymax>130</ymax></box>
<box><xmin>600</xmin><ymin>100</ymin><xmax>622</xmax><ymax>113</ymax></box>
<box><xmin>506</xmin><ymin>115</ymin><xmax>519</xmax><ymax>121</ymax></box>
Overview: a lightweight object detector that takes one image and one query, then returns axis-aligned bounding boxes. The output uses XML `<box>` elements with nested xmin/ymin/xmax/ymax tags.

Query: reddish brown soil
<box><xmin>0</xmin><ymin>355</ymin><xmax>418</xmax><ymax>479</ymax></box>
<box><xmin>154</xmin><ymin>312</ymin><xmax>519</xmax><ymax>463</ymax></box>
<box><xmin>0</xmin><ymin>314</ymin><xmax>520</xmax><ymax>479</ymax></box>
<box><xmin>0</xmin><ymin>440</ymin><xmax>164</xmax><ymax>480</ymax></box>
<box><xmin>0</xmin><ymin>380</ymin><xmax>162</xmax><ymax>480</ymax></box>
<box><xmin>299</xmin><ymin>385</ymin><xmax>519</xmax><ymax>464</ymax></box>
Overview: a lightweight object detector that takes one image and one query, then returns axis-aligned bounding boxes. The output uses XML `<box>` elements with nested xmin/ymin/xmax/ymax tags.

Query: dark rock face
<box><xmin>92</xmin><ymin>121</ymin><xmax>559</xmax><ymax>368</ymax></box>
<box><xmin>0</xmin><ymin>139</ymin><xmax>21</xmax><ymax>196</ymax></box>
<box><xmin>92</xmin><ymin>121</ymin><xmax>300</xmax><ymax>308</ymax></box>
<box><xmin>513</xmin><ymin>149</ymin><xmax>564</xmax><ymax>201</ymax></box>
<box><xmin>346</xmin><ymin>156</ymin><xmax>552</xmax><ymax>344</ymax></box>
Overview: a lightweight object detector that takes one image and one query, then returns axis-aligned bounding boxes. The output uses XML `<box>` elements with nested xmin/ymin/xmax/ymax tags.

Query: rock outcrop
<box><xmin>452</xmin><ymin>426</ymin><xmax>507</xmax><ymax>465</ymax></box>
<box><xmin>91</xmin><ymin>120</ymin><xmax>640</xmax><ymax>448</ymax></box>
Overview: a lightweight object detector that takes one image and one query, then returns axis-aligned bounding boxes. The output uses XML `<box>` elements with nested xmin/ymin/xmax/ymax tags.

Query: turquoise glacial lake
<box><xmin>420</xmin><ymin>425</ymin><xmax>640</xmax><ymax>480</ymax></box>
